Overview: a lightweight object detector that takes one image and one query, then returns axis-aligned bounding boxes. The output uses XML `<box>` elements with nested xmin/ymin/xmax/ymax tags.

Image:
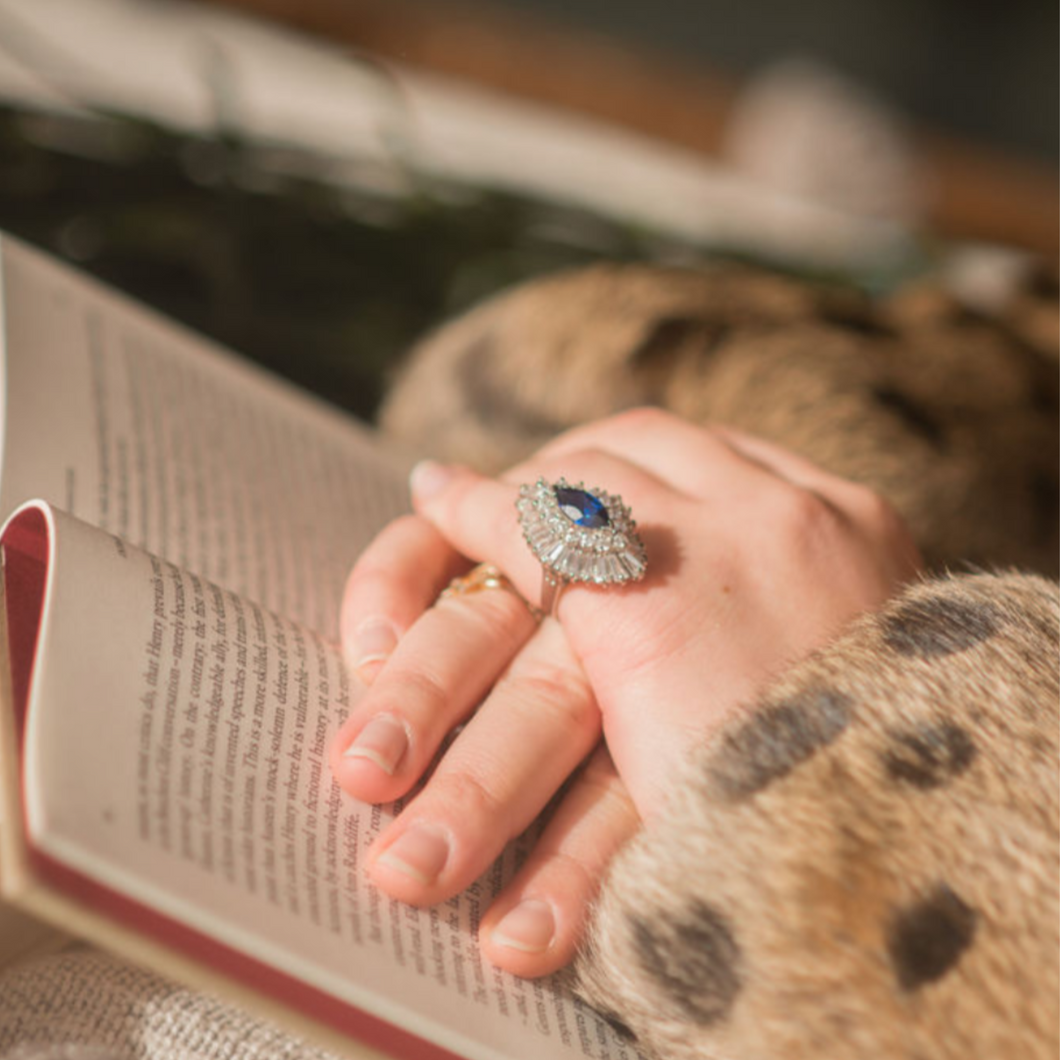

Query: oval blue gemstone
<box><xmin>555</xmin><ymin>486</ymin><xmax>610</xmax><ymax>528</ymax></box>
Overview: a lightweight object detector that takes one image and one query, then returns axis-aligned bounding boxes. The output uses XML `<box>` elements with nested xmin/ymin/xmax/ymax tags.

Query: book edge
<box><xmin>0</xmin><ymin>519</ymin><xmax>446</xmax><ymax>1060</ymax></box>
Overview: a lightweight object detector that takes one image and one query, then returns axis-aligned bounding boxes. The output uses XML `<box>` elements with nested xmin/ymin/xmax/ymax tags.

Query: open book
<box><xmin>0</xmin><ymin>236</ymin><xmax>640</xmax><ymax>1060</ymax></box>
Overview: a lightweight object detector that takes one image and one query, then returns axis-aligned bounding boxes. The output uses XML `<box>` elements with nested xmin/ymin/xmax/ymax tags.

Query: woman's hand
<box><xmin>332</xmin><ymin>510</ymin><xmax>637</xmax><ymax>977</ymax></box>
<box><xmin>329</xmin><ymin>409</ymin><xmax>922</xmax><ymax>975</ymax></box>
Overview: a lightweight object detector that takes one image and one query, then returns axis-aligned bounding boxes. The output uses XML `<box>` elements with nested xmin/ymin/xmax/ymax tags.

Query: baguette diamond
<box><xmin>517</xmin><ymin>477</ymin><xmax>647</xmax><ymax>605</ymax></box>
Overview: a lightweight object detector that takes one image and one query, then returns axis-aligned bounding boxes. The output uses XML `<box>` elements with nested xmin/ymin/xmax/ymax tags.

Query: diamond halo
<box><xmin>516</xmin><ymin>478</ymin><xmax>647</xmax><ymax>610</ymax></box>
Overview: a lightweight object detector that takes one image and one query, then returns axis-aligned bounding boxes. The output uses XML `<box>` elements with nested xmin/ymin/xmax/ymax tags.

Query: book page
<box><xmin>10</xmin><ymin>504</ymin><xmax>638</xmax><ymax>1060</ymax></box>
<box><xmin>0</xmin><ymin>236</ymin><xmax>411</xmax><ymax>637</ymax></box>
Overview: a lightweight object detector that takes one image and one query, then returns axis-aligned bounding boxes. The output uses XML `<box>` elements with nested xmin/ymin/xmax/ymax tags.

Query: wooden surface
<box><xmin>214</xmin><ymin>0</ymin><xmax>1058</xmax><ymax>255</ymax></box>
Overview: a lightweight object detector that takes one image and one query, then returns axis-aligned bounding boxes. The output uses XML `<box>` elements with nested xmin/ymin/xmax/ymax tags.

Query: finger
<box><xmin>515</xmin><ymin>407</ymin><xmax>782</xmax><ymax>501</ymax></box>
<box><xmin>410</xmin><ymin>452</ymin><xmax>685</xmax><ymax>610</ymax></box>
<box><xmin>526</xmin><ymin>409</ymin><xmax>903</xmax><ymax>551</ymax></box>
<box><xmin>480</xmin><ymin>745</ymin><xmax>639</xmax><ymax>978</ymax></box>
<box><xmin>330</xmin><ymin>579</ymin><xmax>539</xmax><ymax>805</ymax></box>
<box><xmin>366</xmin><ymin>619</ymin><xmax>603</xmax><ymax>907</ymax></box>
<box><xmin>340</xmin><ymin>515</ymin><xmax>469</xmax><ymax>683</ymax></box>
<box><xmin>711</xmin><ymin>424</ymin><xmax>863</xmax><ymax>500</ymax></box>
<box><xmin>409</xmin><ymin>457</ymin><xmax>718</xmax><ymax>818</ymax></box>
<box><xmin>715</xmin><ymin>425</ymin><xmax>925</xmax><ymax>580</ymax></box>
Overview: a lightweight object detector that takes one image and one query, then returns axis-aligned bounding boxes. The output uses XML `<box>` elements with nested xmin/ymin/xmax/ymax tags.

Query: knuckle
<box><xmin>498</xmin><ymin>665</ymin><xmax>596</xmax><ymax>732</ymax></box>
<box><xmin>340</xmin><ymin>570</ymin><xmax>398</xmax><ymax>646</ymax></box>
<box><xmin>607</xmin><ymin>405</ymin><xmax>672</xmax><ymax>434</ymax></box>
<box><xmin>541</xmin><ymin>848</ymin><xmax>599</xmax><ymax>896</ymax></box>
<box><xmin>437</xmin><ymin>470</ymin><xmax>493</xmax><ymax>533</ymax></box>
<box><xmin>348</xmin><ymin>539</ymin><xmax>431</xmax><ymax>601</ymax></box>
<box><xmin>431</xmin><ymin>769</ymin><xmax>508</xmax><ymax>830</ymax></box>
<box><xmin>440</xmin><ymin>587</ymin><xmax>535</xmax><ymax>649</ymax></box>
<box><xmin>852</xmin><ymin>484</ymin><xmax>905</xmax><ymax>535</ymax></box>
<box><xmin>450</xmin><ymin>488</ymin><xmax>519</xmax><ymax>553</ymax></box>
<box><xmin>769</xmin><ymin>481</ymin><xmax>839</xmax><ymax>537</ymax></box>
<box><xmin>389</xmin><ymin>666</ymin><xmax>450</xmax><ymax>718</ymax></box>
<box><xmin>581</xmin><ymin>597</ymin><xmax>689</xmax><ymax>684</ymax></box>
<box><xmin>747</xmin><ymin>483</ymin><xmax>854</xmax><ymax>574</ymax></box>
<box><xmin>846</xmin><ymin>486</ymin><xmax>923</xmax><ymax>575</ymax></box>
<box><xmin>343</xmin><ymin>562</ymin><xmax>393</xmax><ymax>603</ymax></box>
<box><xmin>537</xmin><ymin>774</ymin><xmax>639</xmax><ymax>885</ymax></box>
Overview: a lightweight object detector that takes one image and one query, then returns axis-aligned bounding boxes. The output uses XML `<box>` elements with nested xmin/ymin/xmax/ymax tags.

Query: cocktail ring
<box><xmin>439</xmin><ymin>562</ymin><xmax>543</xmax><ymax>621</ymax></box>
<box><xmin>516</xmin><ymin>478</ymin><xmax>647</xmax><ymax>615</ymax></box>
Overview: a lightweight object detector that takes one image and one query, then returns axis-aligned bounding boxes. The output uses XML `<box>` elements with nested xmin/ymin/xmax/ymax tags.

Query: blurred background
<box><xmin>476</xmin><ymin>0</ymin><xmax>1059</xmax><ymax>161</ymax></box>
<box><xmin>0</xmin><ymin>0</ymin><xmax>1055</xmax><ymax>420</ymax></box>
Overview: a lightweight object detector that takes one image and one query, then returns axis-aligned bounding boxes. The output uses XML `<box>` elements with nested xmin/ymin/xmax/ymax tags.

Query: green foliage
<box><xmin>0</xmin><ymin>104</ymin><xmax>699</xmax><ymax>420</ymax></box>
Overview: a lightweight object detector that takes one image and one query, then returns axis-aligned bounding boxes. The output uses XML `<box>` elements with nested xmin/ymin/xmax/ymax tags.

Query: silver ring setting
<box><xmin>516</xmin><ymin>478</ymin><xmax>647</xmax><ymax>615</ymax></box>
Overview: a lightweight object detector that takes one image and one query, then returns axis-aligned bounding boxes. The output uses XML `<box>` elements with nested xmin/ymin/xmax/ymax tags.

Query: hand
<box><xmin>330</xmin><ymin>409</ymin><xmax>923</xmax><ymax>975</ymax></box>
<box><xmin>332</xmin><ymin>511</ymin><xmax>635</xmax><ymax>977</ymax></box>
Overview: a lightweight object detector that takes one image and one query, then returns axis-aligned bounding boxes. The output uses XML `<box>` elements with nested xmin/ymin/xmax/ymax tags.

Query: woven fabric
<box><xmin>0</xmin><ymin>946</ymin><xmax>340</xmax><ymax>1060</ymax></box>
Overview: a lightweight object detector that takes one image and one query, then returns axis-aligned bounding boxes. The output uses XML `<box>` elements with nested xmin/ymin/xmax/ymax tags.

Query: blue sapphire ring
<box><xmin>516</xmin><ymin>478</ymin><xmax>647</xmax><ymax>615</ymax></box>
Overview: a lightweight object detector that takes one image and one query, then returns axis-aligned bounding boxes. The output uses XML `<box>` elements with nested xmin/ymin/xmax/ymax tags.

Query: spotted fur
<box><xmin>706</xmin><ymin>689</ymin><xmax>853</xmax><ymax>801</ymax></box>
<box><xmin>887</xmin><ymin>884</ymin><xmax>978</xmax><ymax>992</ymax></box>
<box><xmin>382</xmin><ymin>262</ymin><xmax>1059</xmax><ymax>1059</ymax></box>
<box><xmin>383</xmin><ymin>262</ymin><xmax>1058</xmax><ymax>576</ymax></box>
<box><xmin>576</xmin><ymin>574</ymin><xmax>1058</xmax><ymax>1060</ymax></box>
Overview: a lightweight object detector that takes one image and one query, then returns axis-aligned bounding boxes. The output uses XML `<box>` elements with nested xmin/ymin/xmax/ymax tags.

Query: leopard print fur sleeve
<box><xmin>383</xmin><ymin>260</ymin><xmax>1058</xmax><ymax>1059</ymax></box>
<box><xmin>575</xmin><ymin>571</ymin><xmax>1058</xmax><ymax>1060</ymax></box>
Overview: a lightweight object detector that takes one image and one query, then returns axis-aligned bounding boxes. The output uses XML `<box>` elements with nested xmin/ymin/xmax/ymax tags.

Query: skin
<box><xmin>328</xmin><ymin>409</ymin><xmax>922</xmax><ymax>978</ymax></box>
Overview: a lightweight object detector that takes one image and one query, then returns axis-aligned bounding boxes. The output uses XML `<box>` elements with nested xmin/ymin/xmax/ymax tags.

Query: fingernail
<box><xmin>490</xmin><ymin>899</ymin><xmax>556</xmax><ymax>954</ymax></box>
<box><xmin>377</xmin><ymin>824</ymin><xmax>450</xmax><ymax>885</ymax></box>
<box><xmin>342</xmin><ymin>714</ymin><xmax>408</xmax><ymax>775</ymax></box>
<box><xmin>351</xmin><ymin>619</ymin><xmax>399</xmax><ymax>673</ymax></box>
<box><xmin>410</xmin><ymin>460</ymin><xmax>456</xmax><ymax>502</ymax></box>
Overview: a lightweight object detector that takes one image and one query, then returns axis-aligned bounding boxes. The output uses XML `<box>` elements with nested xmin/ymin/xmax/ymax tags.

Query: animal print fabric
<box><xmin>1</xmin><ymin>262</ymin><xmax>1054</xmax><ymax>1060</ymax></box>
<box><xmin>384</xmin><ymin>261</ymin><xmax>1059</xmax><ymax>1058</ymax></box>
<box><xmin>383</xmin><ymin>263</ymin><xmax>1058</xmax><ymax>577</ymax></box>
<box><xmin>575</xmin><ymin>572</ymin><xmax>1058</xmax><ymax>1059</ymax></box>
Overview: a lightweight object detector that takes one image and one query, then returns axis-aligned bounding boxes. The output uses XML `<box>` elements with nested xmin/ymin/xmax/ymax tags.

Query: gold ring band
<box><xmin>439</xmin><ymin>563</ymin><xmax>543</xmax><ymax>621</ymax></box>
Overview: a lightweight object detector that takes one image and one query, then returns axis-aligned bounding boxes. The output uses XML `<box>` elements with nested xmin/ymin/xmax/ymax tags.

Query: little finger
<box><xmin>481</xmin><ymin>745</ymin><xmax>639</xmax><ymax>978</ymax></box>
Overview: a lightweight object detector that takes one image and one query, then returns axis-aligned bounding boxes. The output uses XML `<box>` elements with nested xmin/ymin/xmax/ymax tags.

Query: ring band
<box><xmin>439</xmin><ymin>563</ymin><xmax>543</xmax><ymax>621</ymax></box>
<box><xmin>517</xmin><ymin>478</ymin><xmax>647</xmax><ymax>616</ymax></box>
